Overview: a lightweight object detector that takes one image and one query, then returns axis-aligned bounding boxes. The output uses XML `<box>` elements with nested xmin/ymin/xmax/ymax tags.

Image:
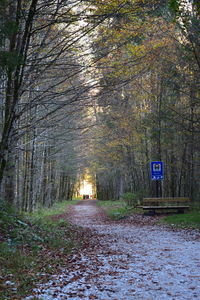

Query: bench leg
<box><xmin>144</xmin><ymin>210</ymin><xmax>155</xmax><ymax>216</ymax></box>
<box><xmin>150</xmin><ymin>210</ymin><xmax>156</xmax><ymax>216</ymax></box>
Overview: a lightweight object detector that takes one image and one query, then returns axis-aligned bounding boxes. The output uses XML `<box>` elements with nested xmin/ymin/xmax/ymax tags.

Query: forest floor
<box><xmin>25</xmin><ymin>200</ymin><xmax>200</xmax><ymax>300</ymax></box>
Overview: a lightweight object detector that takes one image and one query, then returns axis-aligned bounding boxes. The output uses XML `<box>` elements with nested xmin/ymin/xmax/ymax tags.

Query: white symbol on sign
<box><xmin>153</xmin><ymin>163</ymin><xmax>161</xmax><ymax>172</ymax></box>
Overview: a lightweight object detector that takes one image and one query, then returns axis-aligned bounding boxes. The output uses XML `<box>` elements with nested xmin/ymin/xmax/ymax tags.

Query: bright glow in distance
<box><xmin>79</xmin><ymin>180</ymin><xmax>93</xmax><ymax>195</ymax></box>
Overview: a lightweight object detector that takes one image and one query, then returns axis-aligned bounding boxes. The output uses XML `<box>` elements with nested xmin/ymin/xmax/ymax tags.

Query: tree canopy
<box><xmin>0</xmin><ymin>0</ymin><xmax>199</xmax><ymax>210</ymax></box>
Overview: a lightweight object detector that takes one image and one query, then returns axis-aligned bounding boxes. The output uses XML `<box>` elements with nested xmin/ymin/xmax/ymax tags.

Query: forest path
<box><xmin>27</xmin><ymin>200</ymin><xmax>200</xmax><ymax>300</ymax></box>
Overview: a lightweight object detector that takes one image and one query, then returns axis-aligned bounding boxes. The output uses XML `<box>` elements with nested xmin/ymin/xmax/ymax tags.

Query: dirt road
<box><xmin>26</xmin><ymin>200</ymin><xmax>200</xmax><ymax>300</ymax></box>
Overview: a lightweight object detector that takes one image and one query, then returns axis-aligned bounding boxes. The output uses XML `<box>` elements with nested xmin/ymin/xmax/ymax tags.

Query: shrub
<box><xmin>122</xmin><ymin>192</ymin><xmax>138</xmax><ymax>207</ymax></box>
<box><xmin>135</xmin><ymin>189</ymin><xmax>148</xmax><ymax>203</ymax></box>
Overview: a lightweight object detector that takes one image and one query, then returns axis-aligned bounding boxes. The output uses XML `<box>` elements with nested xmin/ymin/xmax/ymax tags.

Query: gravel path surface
<box><xmin>26</xmin><ymin>200</ymin><xmax>200</xmax><ymax>300</ymax></box>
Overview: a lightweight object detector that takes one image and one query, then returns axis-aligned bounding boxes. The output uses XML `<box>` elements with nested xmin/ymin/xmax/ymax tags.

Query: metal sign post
<box><xmin>150</xmin><ymin>161</ymin><xmax>164</xmax><ymax>197</ymax></box>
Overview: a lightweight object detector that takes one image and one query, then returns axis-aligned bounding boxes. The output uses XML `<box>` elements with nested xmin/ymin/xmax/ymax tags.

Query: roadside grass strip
<box><xmin>0</xmin><ymin>200</ymin><xmax>78</xmax><ymax>299</ymax></box>
<box><xmin>163</xmin><ymin>211</ymin><xmax>200</xmax><ymax>229</ymax></box>
<box><xmin>97</xmin><ymin>200</ymin><xmax>142</xmax><ymax>220</ymax></box>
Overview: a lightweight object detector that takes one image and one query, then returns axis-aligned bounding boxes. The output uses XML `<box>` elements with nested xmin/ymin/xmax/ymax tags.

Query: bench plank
<box><xmin>142</xmin><ymin>206</ymin><xmax>190</xmax><ymax>209</ymax></box>
<box><xmin>143</xmin><ymin>197</ymin><xmax>189</xmax><ymax>202</ymax></box>
<box><xmin>142</xmin><ymin>197</ymin><xmax>190</xmax><ymax>214</ymax></box>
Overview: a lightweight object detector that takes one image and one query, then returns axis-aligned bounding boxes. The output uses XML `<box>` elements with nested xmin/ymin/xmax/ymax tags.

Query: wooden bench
<box><xmin>142</xmin><ymin>197</ymin><xmax>190</xmax><ymax>215</ymax></box>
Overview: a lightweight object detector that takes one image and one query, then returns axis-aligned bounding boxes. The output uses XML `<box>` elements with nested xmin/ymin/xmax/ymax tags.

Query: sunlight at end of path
<box><xmin>79</xmin><ymin>180</ymin><xmax>93</xmax><ymax>196</ymax></box>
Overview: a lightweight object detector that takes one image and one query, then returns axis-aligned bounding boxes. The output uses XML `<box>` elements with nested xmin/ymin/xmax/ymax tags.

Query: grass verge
<box><xmin>162</xmin><ymin>211</ymin><xmax>200</xmax><ymax>229</ymax></box>
<box><xmin>0</xmin><ymin>200</ymin><xmax>78</xmax><ymax>299</ymax></box>
<box><xmin>97</xmin><ymin>200</ymin><xmax>142</xmax><ymax>220</ymax></box>
<box><xmin>30</xmin><ymin>199</ymin><xmax>78</xmax><ymax>219</ymax></box>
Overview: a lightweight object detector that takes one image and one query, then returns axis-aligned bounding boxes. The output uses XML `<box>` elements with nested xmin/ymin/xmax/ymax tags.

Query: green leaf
<box><xmin>168</xmin><ymin>0</ymin><xmax>180</xmax><ymax>14</ymax></box>
<box><xmin>17</xmin><ymin>220</ymin><xmax>28</xmax><ymax>227</ymax></box>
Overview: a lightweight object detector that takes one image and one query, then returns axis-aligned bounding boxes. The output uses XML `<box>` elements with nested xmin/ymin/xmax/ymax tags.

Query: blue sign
<box><xmin>150</xmin><ymin>161</ymin><xmax>164</xmax><ymax>180</ymax></box>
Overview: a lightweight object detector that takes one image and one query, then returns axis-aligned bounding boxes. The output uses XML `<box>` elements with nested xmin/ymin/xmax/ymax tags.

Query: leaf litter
<box><xmin>25</xmin><ymin>200</ymin><xmax>200</xmax><ymax>300</ymax></box>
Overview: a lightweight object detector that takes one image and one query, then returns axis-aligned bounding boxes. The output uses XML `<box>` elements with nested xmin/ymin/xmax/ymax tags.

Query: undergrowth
<box><xmin>30</xmin><ymin>199</ymin><xmax>78</xmax><ymax>219</ymax></box>
<box><xmin>97</xmin><ymin>200</ymin><xmax>142</xmax><ymax>220</ymax></box>
<box><xmin>0</xmin><ymin>200</ymin><xmax>78</xmax><ymax>299</ymax></box>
